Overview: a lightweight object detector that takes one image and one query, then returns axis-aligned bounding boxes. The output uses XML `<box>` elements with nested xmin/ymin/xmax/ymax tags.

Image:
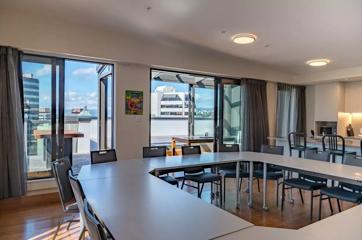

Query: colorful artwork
<box><xmin>125</xmin><ymin>90</ymin><xmax>143</xmax><ymax>115</ymax></box>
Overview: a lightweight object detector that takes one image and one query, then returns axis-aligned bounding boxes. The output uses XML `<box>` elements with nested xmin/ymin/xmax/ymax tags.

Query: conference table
<box><xmin>78</xmin><ymin>152</ymin><xmax>362</xmax><ymax>240</ymax></box>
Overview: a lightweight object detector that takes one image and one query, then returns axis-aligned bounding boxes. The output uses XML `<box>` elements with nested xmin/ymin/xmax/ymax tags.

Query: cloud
<box><xmin>65</xmin><ymin>91</ymin><xmax>98</xmax><ymax>109</ymax></box>
<box><xmin>35</xmin><ymin>65</ymin><xmax>51</xmax><ymax>77</ymax></box>
<box><xmin>72</xmin><ymin>67</ymin><xmax>97</xmax><ymax>78</ymax></box>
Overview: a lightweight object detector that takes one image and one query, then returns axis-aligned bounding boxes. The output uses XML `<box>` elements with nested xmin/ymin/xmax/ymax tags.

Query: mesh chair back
<box><xmin>52</xmin><ymin>158</ymin><xmax>75</xmax><ymax>210</ymax></box>
<box><xmin>68</xmin><ymin>172</ymin><xmax>88</xmax><ymax>229</ymax></box>
<box><xmin>301</xmin><ymin>150</ymin><xmax>330</xmax><ymax>182</ymax></box>
<box><xmin>322</xmin><ymin>134</ymin><xmax>345</xmax><ymax>152</ymax></box>
<box><xmin>143</xmin><ymin>146</ymin><xmax>167</xmax><ymax>158</ymax></box>
<box><xmin>181</xmin><ymin>146</ymin><xmax>203</xmax><ymax>174</ymax></box>
<box><xmin>219</xmin><ymin>144</ymin><xmax>240</xmax><ymax>152</ymax></box>
<box><xmin>260</xmin><ymin>145</ymin><xmax>284</xmax><ymax>155</ymax></box>
<box><xmin>84</xmin><ymin>199</ymin><xmax>108</xmax><ymax>240</ymax></box>
<box><xmin>181</xmin><ymin>145</ymin><xmax>201</xmax><ymax>155</ymax></box>
<box><xmin>91</xmin><ymin>149</ymin><xmax>117</xmax><ymax>164</ymax></box>
<box><xmin>288</xmin><ymin>132</ymin><xmax>307</xmax><ymax>148</ymax></box>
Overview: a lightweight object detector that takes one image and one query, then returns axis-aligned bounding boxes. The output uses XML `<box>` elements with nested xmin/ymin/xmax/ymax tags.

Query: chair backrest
<box><xmin>344</xmin><ymin>154</ymin><xmax>362</xmax><ymax>167</ymax></box>
<box><xmin>260</xmin><ymin>145</ymin><xmax>284</xmax><ymax>155</ymax></box>
<box><xmin>84</xmin><ymin>199</ymin><xmax>108</xmax><ymax>240</ymax></box>
<box><xmin>288</xmin><ymin>132</ymin><xmax>306</xmax><ymax>148</ymax></box>
<box><xmin>143</xmin><ymin>146</ymin><xmax>167</xmax><ymax>158</ymax></box>
<box><xmin>340</xmin><ymin>155</ymin><xmax>362</xmax><ymax>192</ymax></box>
<box><xmin>181</xmin><ymin>145</ymin><xmax>201</xmax><ymax>155</ymax></box>
<box><xmin>91</xmin><ymin>149</ymin><xmax>117</xmax><ymax>164</ymax></box>
<box><xmin>300</xmin><ymin>150</ymin><xmax>330</xmax><ymax>182</ymax></box>
<box><xmin>322</xmin><ymin>134</ymin><xmax>345</xmax><ymax>152</ymax></box>
<box><xmin>181</xmin><ymin>146</ymin><xmax>203</xmax><ymax>174</ymax></box>
<box><xmin>68</xmin><ymin>171</ymin><xmax>88</xmax><ymax>230</ymax></box>
<box><xmin>304</xmin><ymin>150</ymin><xmax>330</xmax><ymax>162</ymax></box>
<box><xmin>219</xmin><ymin>144</ymin><xmax>240</xmax><ymax>152</ymax></box>
<box><xmin>52</xmin><ymin>158</ymin><xmax>75</xmax><ymax>211</ymax></box>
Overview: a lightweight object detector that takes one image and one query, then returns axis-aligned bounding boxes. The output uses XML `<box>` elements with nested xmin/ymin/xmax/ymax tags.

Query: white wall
<box><xmin>314</xmin><ymin>82</ymin><xmax>345</xmax><ymax>121</ymax></box>
<box><xmin>0</xmin><ymin>7</ymin><xmax>295</xmax><ymax>159</ymax></box>
<box><xmin>345</xmin><ymin>82</ymin><xmax>362</xmax><ymax>113</ymax></box>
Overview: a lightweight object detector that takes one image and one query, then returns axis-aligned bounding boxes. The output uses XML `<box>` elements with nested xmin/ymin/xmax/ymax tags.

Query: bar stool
<box><xmin>288</xmin><ymin>132</ymin><xmax>318</xmax><ymax>158</ymax></box>
<box><xmin>322</xmin><ymin>134</ymin><xmax>356</xmax><ymax>163</ymax></box>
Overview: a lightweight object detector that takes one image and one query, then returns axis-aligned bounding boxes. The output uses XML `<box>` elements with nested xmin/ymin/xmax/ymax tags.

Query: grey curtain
<box><xmin>241</xmin><ymin>79</ymin><xmax>269</xmax><ymax>152</ymax></box>
<box><xmin>0</xmin><ymin>46</ymin><xmax>26</xmax><ymax>199</ymax></box>
<box><xmin>276</xmin><ymin>83</ymin><xmax>306</xmax><ymax>138</ymax></box>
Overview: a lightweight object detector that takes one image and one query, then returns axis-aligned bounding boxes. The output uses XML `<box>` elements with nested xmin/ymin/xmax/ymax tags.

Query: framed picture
<box><xmin>125</xmin><ymin>90</ymin><xmax>143</xmax><ymax>115</ymax></box>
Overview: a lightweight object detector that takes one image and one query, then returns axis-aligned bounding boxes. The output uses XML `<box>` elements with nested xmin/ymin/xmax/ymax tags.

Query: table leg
<box><xmin>236</xmin><ymin>161</ymin><xmax>240</xmax><ymax>209</ymax></box>
<box><xmin>263</xmin><ymin>162</ymin><xmax>269</xmax><ymax>211</ymax></box>
<box><xmin>248</xmin><ymin>161</ymin><xmax>254</xmax><ymax>208</ymax></box>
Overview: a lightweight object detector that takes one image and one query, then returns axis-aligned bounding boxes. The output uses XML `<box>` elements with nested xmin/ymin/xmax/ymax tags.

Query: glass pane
<box><xmin>106</xmin><ymin>74</ymin><xmax>113</xmax><ymax>149</ymax></box>
<box><xmin>222</xmin><ymin>84</ymin><xmax>241</xmax><ymax>144</ymax></box>
<box><xmin>64</xmin><ymin>60</ymin><xmax>99</xmax><ymax>168</ymax></box>
<box><xmin>194</xmin><ymin>87</ymin><xmax>214</xmax><ymax>137</ymax></box>
<box><xmin>22</xmin><ymin>60</ymin><xmax>52</xmax><ymax>178</ymax></box>
<box><xmin>150</xmin><ymin>79</ymin><xmax>189</xmax><ymax>145</ymax></box>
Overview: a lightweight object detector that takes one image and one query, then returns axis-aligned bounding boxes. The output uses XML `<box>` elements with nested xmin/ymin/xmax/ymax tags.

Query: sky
<box><xmin>22</xmin><ymin>60</ymin><xmax>100</xmax><ymax>111</ymax></box>
<box><xmin>22</xmin><ymin>60</ymin><xmax>215</xmax><ymax>112</ymax></box>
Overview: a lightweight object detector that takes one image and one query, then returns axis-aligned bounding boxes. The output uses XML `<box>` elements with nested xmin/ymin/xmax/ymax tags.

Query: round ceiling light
<box><xmin>231</xmin><ymin>33</ymin><xmax>257</xmax><ymax>44</ymax></box>
<box><xmin>306</xmin><ymin>59</ymin><xmax>330</xmax><ymax>67</ymax></box>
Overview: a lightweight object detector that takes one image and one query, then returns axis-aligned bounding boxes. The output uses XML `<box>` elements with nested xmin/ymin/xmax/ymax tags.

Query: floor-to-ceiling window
<box><xmin>150</xmin><ymin>70</ymin><xmax>215</xmax><ymax>147</ymax></box>
<box><xmin>22</xmin><ymin>55</ymin><xmax>114</xmax><ymax>179</ymax></box>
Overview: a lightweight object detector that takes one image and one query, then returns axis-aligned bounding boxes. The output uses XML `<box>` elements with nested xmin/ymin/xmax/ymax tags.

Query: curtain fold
<box><xmin>276</xmin><ymin>83</ymin><xmax>306</xmax><ymax>138</ymax></box>
<box><xmin>241</xmin><ymin>79</ymin><xmax>269</xmax><ymax>152</ymax></box>
<box><xmin>0</xmin><ymin>46</ymin><xmax>26</xmax><ymax>199</ymax></box>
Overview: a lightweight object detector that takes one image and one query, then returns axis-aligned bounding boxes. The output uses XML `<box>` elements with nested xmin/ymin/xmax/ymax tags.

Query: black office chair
<box><xmin>52</xmin><ymin>159</ymin><xmax>79</xmax><ymax>239</ymax></box>
<box><xmin>91</xmin><ymin>149</ymin><xmax>117</xmax><ymax>164</ymax></box>
<box><xmin>281</xmin><ymin>150</ymin><xmax>331</xmax><ymax>220</ymax></box>
<box><xmin>84</xmin><ymin>199</ymin><xmax>108</xmax><ymax>240</ymax></box>
<box><xmin>318</xmin><ymin>154</ymin><xmax>362</xmax><ymax>220</ymax></box>
<box><xmin>143</xmin><ymin>146</ymin><xmax>179</xmax><ymax>187</ymax></box>
<box><xmin>68</xmin><ymin>172</ymin><xmax>87</xmax><ymax>239</ymax></box>
<box><xmin>322</xmin><ymin>135</ymin><xmax>356</xmax><ymax>163</ymax></box>
<box><xmin>254</xmin><ymin>145</ymin><xmax>284</xmax><ymax>207</ymax></box>
<box><xmin>181</xmin><ymin>146</ymin><xmax>223</xmax><ymax>204</ymax></box>
<box><xmin>218</xmin><ymin>144</ymin><xmax>249</xmax><ymax>201</ymax></box>
<box><xmin>288</xmin><ymin>132</ymin><xmax>318</xmax><ymax>158</ymax></box>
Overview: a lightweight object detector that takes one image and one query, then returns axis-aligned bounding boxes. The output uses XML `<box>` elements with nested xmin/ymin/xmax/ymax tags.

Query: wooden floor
<box><xmin>0</xmin><ymin>179</ymin><xmax>355</xmax><ymax>240</ymax></box>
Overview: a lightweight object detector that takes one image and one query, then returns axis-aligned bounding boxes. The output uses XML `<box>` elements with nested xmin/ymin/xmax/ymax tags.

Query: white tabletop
<box><xmin>300</xmin><ymin>204</ymin><xmax>362</xmax><ymax>240</ymax></box>
<box><xmin>79</xmin><ymin>159</ymin><xmax>252</xmax><ymax>240</ymax></box>
<box><xmin>78</xmin><ymin>152</ymin><xmax>362</xmax><ymax>240</ymax></box>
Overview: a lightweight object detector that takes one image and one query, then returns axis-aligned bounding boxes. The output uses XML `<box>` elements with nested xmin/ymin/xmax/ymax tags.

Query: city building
<box><xmin>23</xmin><ymin>73</ymin><xmax>39</xmax><ymax>155</ymax></box>
<box><xmin>151</xmin><ymin>86</ymin><xmax>189</xmax><ymax>118</ymax></box>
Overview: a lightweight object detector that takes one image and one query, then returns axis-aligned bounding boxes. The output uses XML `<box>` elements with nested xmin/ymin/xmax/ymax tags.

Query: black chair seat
<box><xmin>159</xmin><ymin>175</ymin><xmax>179</xmax><ymax>186</ymax></box>
<box><xmin>184</xmin><ymin>172</ymin><xmax>221</xmax><ymax>183</ymax></box>
<box><xmin>340</xmin><ymin>182</ymin><xmax>362</xmax><ymax>192</ymax></box>
<box><xmin>254</xmin><ymin>170</ymin><xmax>283</xmax><ymax>180</ymax></box>
<box><xmin>220</xmin><ymin>169</ymin><xmax>249</xmax><ymax>178</ymax></box>
<box><xmin>284</xmin><ymin>178</ymin><xmax>326</xmax><ymax>191</ymax></box>
<box><xmin>320</xmin><ymin>187</ymin><xmax>362</xmax><ymax>203</ymax></box>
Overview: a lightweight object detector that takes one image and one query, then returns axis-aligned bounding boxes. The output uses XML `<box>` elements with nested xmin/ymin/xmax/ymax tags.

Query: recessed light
<box><xmin>231</xmin><ymin>33</ymin><xmax>257</xmax><ymax>44</ymax></box>
<box><xmin>306</xmin><ymin>59</ymin><xmax>330</xmax><ymax>67</ymax></box>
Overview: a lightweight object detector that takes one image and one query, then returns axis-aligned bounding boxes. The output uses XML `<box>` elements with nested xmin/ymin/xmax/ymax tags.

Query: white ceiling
<box><xmin>2</xmin><ymin>0</ymin><xmax>362</xmax><ymax>75</ymax></box>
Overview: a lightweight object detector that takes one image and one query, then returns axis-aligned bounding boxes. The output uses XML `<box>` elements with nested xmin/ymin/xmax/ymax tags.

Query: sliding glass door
<box><xmin>22</xmin><ymin>55</ymin><xmax>65</xmax><ymax>178</ymax></box>
<box><xmin>215</xmin><ymin>78</ymin><xmax>242</xmax><ymax>147</ymax></box>
<box><xmin>22</xmin><ymin>55</ymin><xmax>113</xmax><ymax>179</ymax></box>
